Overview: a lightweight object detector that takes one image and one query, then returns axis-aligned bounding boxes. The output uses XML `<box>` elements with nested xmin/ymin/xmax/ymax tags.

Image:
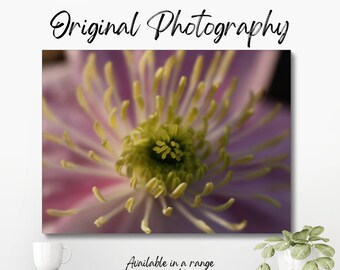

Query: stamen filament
<box><xmin>203</xmin><ymin>198</ymin><xmax>235</xmax><ymax>212</ymax></box>
<box><xmin>175</xmin><ymin>202</ymin><xmax>214</xmax><ymax>234</ymax></box>
<box><xmin>125</xmin><ymin>197</ymin><xmax>135</xmax><ymax>213</ymax></box>
<box><xmin>141</xmin><ymin>196</ymin><xmax>153</xmax><ymax>234</ymax></box>
<box><xmin>169</xmin><ymin>183</ymin><xmax>187</xmax><ymax>199</ymax></box>
<box><xmin>203</xmin><ymin>210</ymin><xmax>247</xmax><ymax>231</ymax></box>
<box><xmin>200</xmin><ymin>182</ymin><xmax>214</xmax><ymax>197</ymax></box>
<box><xmin>159</xmin><ymin>197</ymin><xmax>173</xmax><ymax>217</ymax></box>
<box><xmin>46</xmin><ymin>208</ymin><xmax>78</xmax><ymax>217</ymax></box>
<box><xmin>94</xmin><ymin>202</ymin><xmax>126</xmax><ymax>228</ymax></box>
<box><xmin>254</xmin><ymin>194</ymin><xmax>282</xmax><ymax>208</ymax></box>
<box><xmin>236</xmin><ymin>167</ymin><xmax>271</xmax><ymax>181</ymax></box>
<box><xmin>92</xmin><ymin>186</ymin><xmax>107</xmax><ymax>203</ymax></box>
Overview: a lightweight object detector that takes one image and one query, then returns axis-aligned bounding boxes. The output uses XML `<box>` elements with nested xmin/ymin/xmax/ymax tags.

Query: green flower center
<box><xmin>116</xmin><ymin>116</ymin><xmax>207</xmax><ymax>197</ymax></box>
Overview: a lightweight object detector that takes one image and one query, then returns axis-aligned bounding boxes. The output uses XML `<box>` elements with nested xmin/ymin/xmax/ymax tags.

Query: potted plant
<box><xmin>254</xmin><ymin>226</ymin><xmax>335</xmax><ymax>270</ymax></box>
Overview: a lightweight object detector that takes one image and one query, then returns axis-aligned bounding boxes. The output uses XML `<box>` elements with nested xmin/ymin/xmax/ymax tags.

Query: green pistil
<box><xmin>117</xmin><ymin>120</ymin><xmax>207</xmax><ymax>195</ymax></box>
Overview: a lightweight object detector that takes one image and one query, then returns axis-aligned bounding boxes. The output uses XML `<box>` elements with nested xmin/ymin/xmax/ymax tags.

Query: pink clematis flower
<box><xmin>42</xmin><ymin>50</ymin><xmax>291</xmax><ymax>234</ymax></box>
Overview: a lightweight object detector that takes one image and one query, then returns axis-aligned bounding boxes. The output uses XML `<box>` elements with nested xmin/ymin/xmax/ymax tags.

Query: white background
<box><xmin>1</xmin><ymin>0</ymin><xmax>340</xmax><ymax>269</ymax></box>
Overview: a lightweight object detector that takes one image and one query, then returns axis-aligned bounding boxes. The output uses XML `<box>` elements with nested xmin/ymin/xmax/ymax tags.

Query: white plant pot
<box><xmin>277</xmin><ymin>248</ymin><xmax>315</xmax><ymax>270</ymax></box>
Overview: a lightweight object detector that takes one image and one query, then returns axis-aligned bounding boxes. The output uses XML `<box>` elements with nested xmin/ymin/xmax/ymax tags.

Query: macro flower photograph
<box><xmin>42</xmin><ymin>50</ymin><xmax>291</xmax><ymax>234</ymax></box>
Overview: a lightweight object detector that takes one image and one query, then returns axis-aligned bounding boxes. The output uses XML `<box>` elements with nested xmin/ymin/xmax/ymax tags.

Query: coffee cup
<box><xmin>33</xmin><ymin>242</ymin><xmax>71</xmax><ymax>270</ymax></box>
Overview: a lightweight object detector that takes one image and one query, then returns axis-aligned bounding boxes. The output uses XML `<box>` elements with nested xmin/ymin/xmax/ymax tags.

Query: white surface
<box><xmin>1</xmin><ymin>0</ymin><xmax>340</xmax><ymax>269</ymax></box>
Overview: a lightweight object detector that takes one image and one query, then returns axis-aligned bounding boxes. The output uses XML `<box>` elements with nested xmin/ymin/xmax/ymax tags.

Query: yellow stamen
<box><xmin>195</xmin><ymin>220</ymin><xmax>215</xmax><ymax>234</ymax></box>
<box><xmin>88</xmin><ymin>150</ymin><xmax>101</xmax><ymax>163</ymax></box>
<box><xmin>217</xmin><ymin>170</ymin><xmax>234</xmax><ymax>188</ymax></box>
<box><xmin>203</xmin><ymin>210</ymin><xmax>247</xmax><ymax>231</ymax></box>
<box><xmin>191</xmin><ymin>82</ymin><xmax>205</xmax><ymax>105</ymax></box>
<box><xmin>217</xmin><ymin>99</ymin><xmax>230</xmax><ymax>123</ymax></box>
<box><xmin>189</xmin><ymin>55</ymin><xmax>203</xmax><ymax>88</ymax></box>
<box><xmin>141</xmin><ymin>219</ymin><xmax>151</xmax><ymax>234</ymax></box>
<box><xmin>240</xmin><ymin>167</ymin><xmax>271</xmax><ymax>181</ymax></box>
<box><xmin>235</xmin><ymin>109</ymin><xmax>254</xmax><ymax>129</ymax></box>
<box><xmin>162</xmin><ymin>207</ymin><xmax>173</xmax><ymax>217</ymax></box>
<box><xmin>104</xmin><ymin>61</ymin><xmax>116</xmax><ymax>89</ymax></box>
<box><xmin>175</xmin><ymin>203</ymin><xmax>214</xmax><ymax>234</ymax></box>
<box><xmin>94</xmin><ymin>216</ymin><xmax>108</xmax><ymax>228</ymax></box>
<box><xmin>205</xmin><ymin>51</ymin><xmax>222</xmax><ymax>83</ymax></box>
<box><xmin>191</xmin><ymin>195</ymin><xmax>202</xmax><ymax>208</ymax></box>
<box><xmin>94</xmin><ymin>201</ymin><xmax>127</xmax><ymax>228</ymax></box>
<box><xmin>141</xmin><ymin>196</ymin><xmax>153</xmax><ymax>234</ymax></box>
<box><xmin>231</xmin><ymin>154</ymin><xmax>254</xmax><ymax>166</ymax></box>
<box><xmin>103</xmin><ymin>87</ymin><xmax>113</xmax><ymax>112</ymax></box>
<box><xmin>185</xmin><ymin>107</ymin><xmax>198</xmax><ymax>126</ymax></box>
<box><xmin>108</xmin><ymin>108</ymin><xmax>118</xmax><ymax>131</ymax></box>
<box><xmin>169</xmin><ymin>183</ymin><xmax>187</xmax><ymax>199</ymax></box>
<box><xmin>152</xmin><ymin>67</ymin><xmax>164</xmax><ymax>94</ymax></box>
<box><xmin>206</xmin><ymin>100</ymin><xmax>218</xmax><ymax>119</ymax></box>
<box><xmin>115</xmin><ymin>158</ymin><xmax>124</xmax><ymax>175</ymax></box>
<box><xmin>159</xmin><ymin>197</ymin><xmax>173</xmax><ymax>217</ymax></box>
<box><xmin>139</xmin><ymin>50</ymin><xmax>155</xmax><ymax>76</ymax></box>
<box><xmin>92</xmin><ymin>186</ymin><xmax>107</xmax><ymax>203</ymax></box>
<box><xmin>218</xmin><ymin>125</ymin><xmax>231</xmax><ymax>149</ymax></box>
<box><xmin>254</xmin><ymin>194</ymin><xmax>282</xmax><ymax>208</ymax></box>
<box><xmin>204</xmin><ymin>198</ymin><xmax>235</xmax><ymax>212</ymax></box>
<box><xmin>223</xmin><ymin>77</ymin><xmax>238</xmax><ymax>100</ymax></box>
<box><xmin>145</xmin><ymin>177</ymin><xmax>158</xmax><ymax>191</ymax></box>
<box><xmin>175</xmin><ymin>76</ymin><xmax>187</xmax><ymax>101</ymax></box>
<box><xmin>101</xmin><ymin>139</ymin><xmax>114</xmax><ymax>154</ymax></box>
<box><xmin>205</xmin><ymin>83</ymin><xmax>220</xmax><ymax>105</ymax></box>
<box><xmin>76</xmin><ymin>86</ymin><xmax>90</xmax><ymax>113</ymax></box>
<box><xmin>121</xmin><ymin>100</ymin><xmax>130</xmax><ymax>122</ymax></box>
<box><xmin>251</xmin><ymin>131</ymin><xmax>289</xmax><ymax>152</ymax></box>
<box><xmin>93</xmin><ymin>120</ymin><xmax>106</xmax><ymax>139</ymax></box>
<box><xmin>156</xmin><ymin>95</ymin><xmax>164</xmax><ymax>118</ymax></box>
<box><xmin>133</xmin><ymin>81</ymin><xmax>145</xmax><ymax>113</ymax></box>
<box><xmin>130</xmin><ymin>176</ymin><xmax>137</xmax><ymax>189</ymax></box>
<box><xmin>162</xmin><ymin>56</ymin><xmax>175</xmax><ymax>86</ymax></box>
<box><xmin>47</xmin><ymin>208</ymin><xmax>78</xmax><ymax>217</ymax></box>
<box><xmin>216</xmin><ymin>50</ymin><xmax>235</xmax><ymax>81</ymax></box>
<box><xmin>42</xmin><ymin>97</ymin><xmax>58</xmax><ymax>122</ymax></box>
<box><xmin>201</xmin><ymin>182</ymin><xmax>214</xmax><ymax>196</ymax></box>
<box><xmin>43</xmin><ymin>132</ymin><xmax>61</xmax><ymax>144</ymax></box>
<box><xmin>83</xmin><ymin>53</ymin><xmax>98</xmax><ymax>92</ymax></box>
<box><xmin>60</xmin><ymin>159</ymin><xmax>75</xmax><ymax>169</ymax></box>
<box><xmin>123</xmin><ymin>51</ymin><xmax>133</xmax><ymax>70</ymax></box>
<box><xmin>125</xmin><ymin>197</ymin><xmax>135</xmax><ymax>213</ymax></box>
<box><xmin>63</xmin><ymin>131</ymin><xmax>75</xmax><ymax>147</ymax></box>
<box><xmin>258</xmin><ymin>103</ymin><xmax>282</xmax><ymax>127</ymax></box>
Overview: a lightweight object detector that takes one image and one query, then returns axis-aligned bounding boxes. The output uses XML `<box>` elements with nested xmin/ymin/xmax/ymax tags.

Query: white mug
<box><xmin>33</xmin><ymin>242</ymin><xmax>71</xmax><ymax>270</ymax></box>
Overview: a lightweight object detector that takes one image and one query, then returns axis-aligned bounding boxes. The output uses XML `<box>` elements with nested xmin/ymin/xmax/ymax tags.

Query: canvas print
<box><xmin>42</xmin><ymin>50</ymin><xmax>291</xmax><ymax>234</ymax></box>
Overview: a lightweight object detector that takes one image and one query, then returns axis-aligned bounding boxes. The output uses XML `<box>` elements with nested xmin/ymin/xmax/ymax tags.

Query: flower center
<box><xmin>116</xmin><ymin>117</ymin><xmax>207</xmax><ymax>197</ymax></box>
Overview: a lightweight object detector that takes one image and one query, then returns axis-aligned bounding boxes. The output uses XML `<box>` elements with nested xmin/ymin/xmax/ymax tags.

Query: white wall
<box><xmin>1</xmin><ymin>0</ymin><xmax>340</xmax><ymax>269</ymax></box>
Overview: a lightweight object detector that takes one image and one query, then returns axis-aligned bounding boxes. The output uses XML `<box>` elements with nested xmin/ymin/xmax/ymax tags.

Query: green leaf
<box><xmin>264</xmin><ymin>237</ymin><xmax>284</xmax><ymax>242</ymax></box>
<box><xmin>315</xmin><ymin>257</ymin><xmax>335</xmax><ymax>270</ymax></box>
<box><xmin>310</xmin><ymin>226</ymin><xmax>325</xmax><ymax>236</ymax></box>
<box><xmin>262</xmin><ymin>246</ymin><xmax>275</xmax><ymax>259</ymax></box>
<box><xmin>315</xmin><ymin>244</ymin><xmax>335</xmax><ymax>257</ymax></box>
<box><xmin>291</xmin><ymin>244</ymin><xmax>312</xmax><ymax>260</ymax></box>
<box><xmin>282</xmin><ymin>230</ymin><xmax>292</xmax><ymax>240</ymax></box>
<box><xmin>302</xmin><ymin>261</ymin><xmax>318</xmax><ymax>270</ymax></box>
<box><xmin>304</xmin><ymin>225</ymin><xmax>313</xmax><ymax>232</ymax></box>
<box><xmin>254</xmin><ymin>243</ymin><xmax>267</xmax><ymax>250</ymax></box>
<box><xmin>292</xmin><ymin>229</ymin><xmax>310</xmax><ymax>242</ymax></box>
<box><xmin>274</xmin><ymin>241</ymin><xmax>290</xmax><ymax>251</ymax></box>
<box><xmin>256</xmin><ymin>263</ymin><xmax>271</xmax><ymax>270</ymax></box>
<box><xmin>309</xmin><ymin>236</ymin><xmax>329</xmax><ymax>243</ymax></box>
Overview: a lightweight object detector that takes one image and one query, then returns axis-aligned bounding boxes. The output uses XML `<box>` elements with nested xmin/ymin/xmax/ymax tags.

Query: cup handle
<box><xmin>62</xmin><ymin>245</ymin><xmax>72</xmax><ymax>264</ymax></box>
